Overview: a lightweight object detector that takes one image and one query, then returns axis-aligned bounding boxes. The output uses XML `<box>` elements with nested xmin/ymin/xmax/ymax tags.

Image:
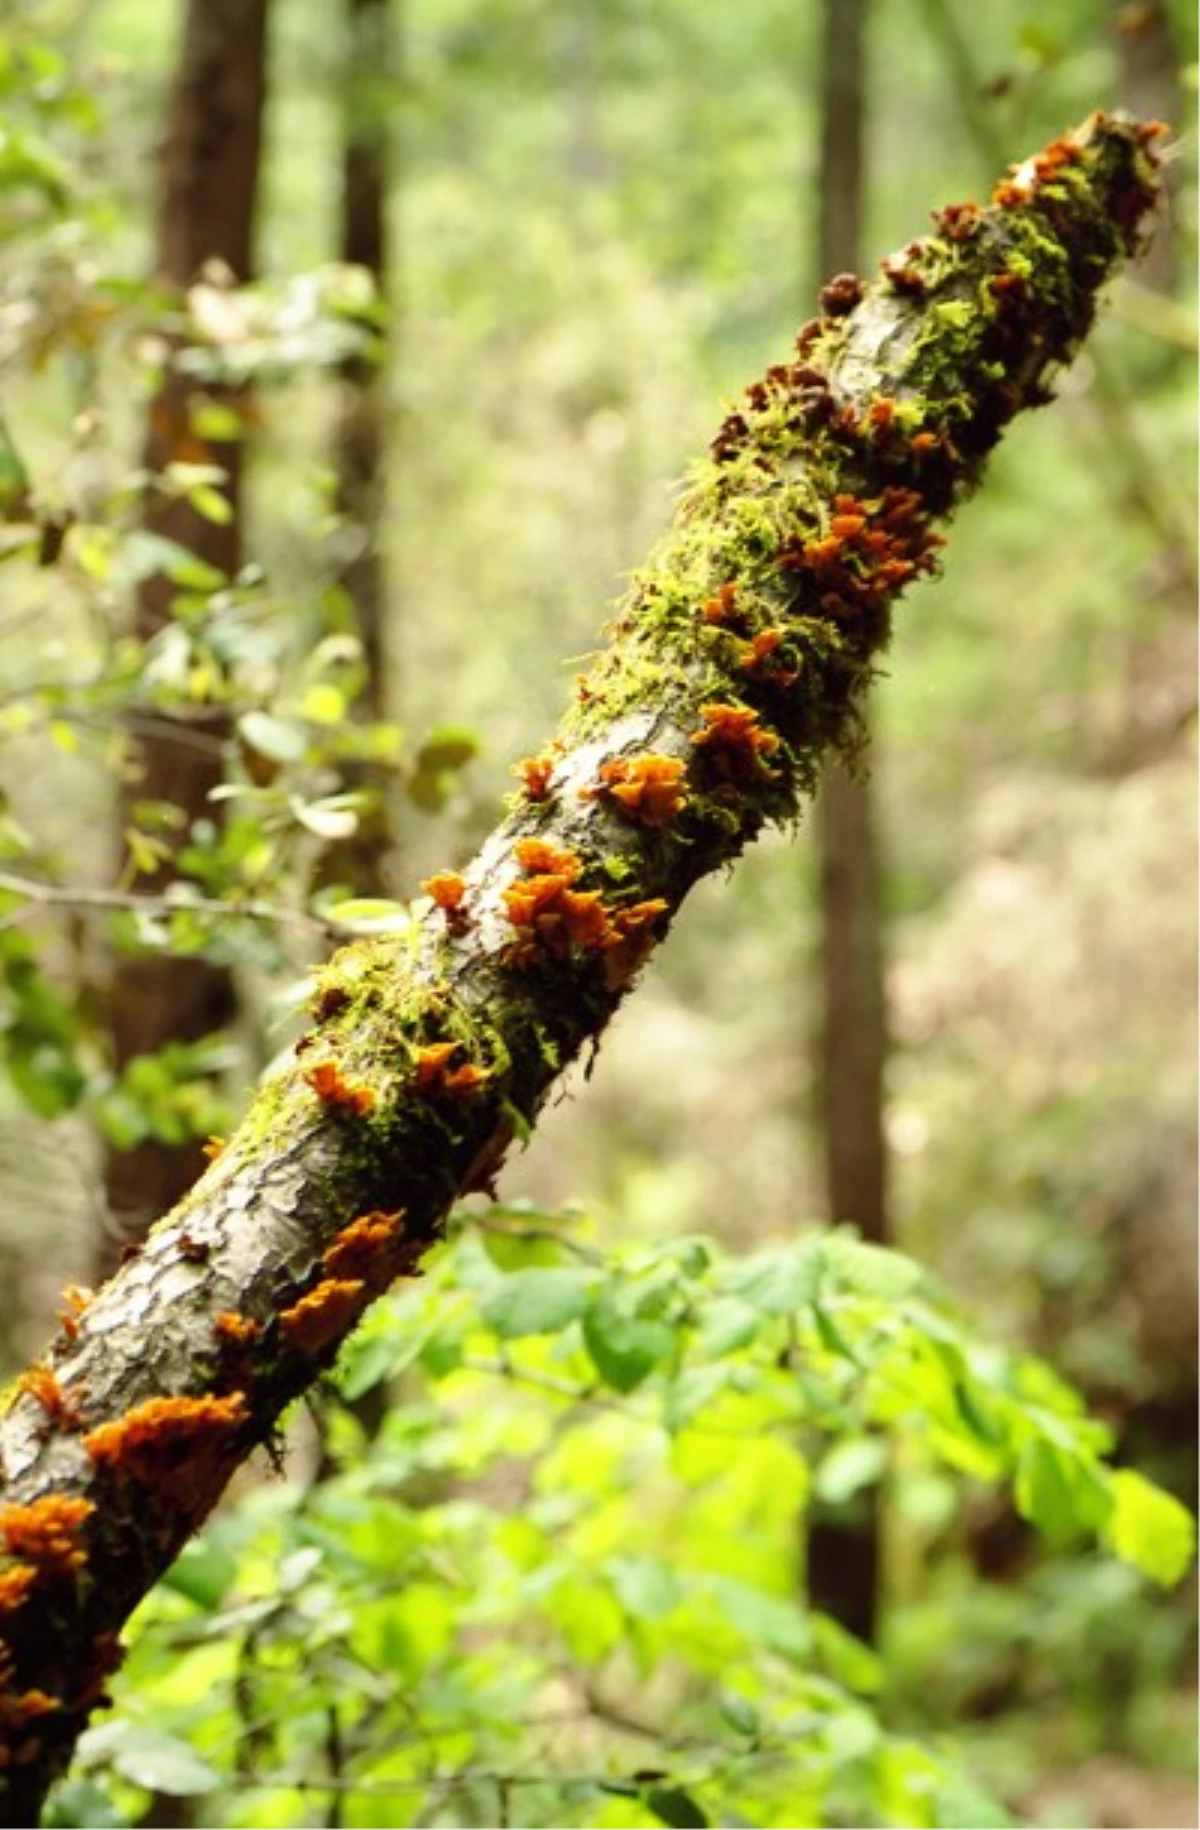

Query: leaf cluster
<box><xmin>50</xmin><ymin>1212</ymin><xmax>1192</xmax><ymax>1829</ymax></box>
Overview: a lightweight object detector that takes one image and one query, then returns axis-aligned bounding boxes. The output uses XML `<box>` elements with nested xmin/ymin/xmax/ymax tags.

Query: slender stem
<box><xmin>0</xmin><ymin>867</ymin><xmax>336</xmax><ymax>938</ymax></box>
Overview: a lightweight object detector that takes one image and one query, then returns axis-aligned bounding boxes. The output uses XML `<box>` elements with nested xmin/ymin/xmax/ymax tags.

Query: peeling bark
<box><xmin>0</xmin><ymin>114</ymin><xmax>1165</xmax><ymax>1823</ymax></box>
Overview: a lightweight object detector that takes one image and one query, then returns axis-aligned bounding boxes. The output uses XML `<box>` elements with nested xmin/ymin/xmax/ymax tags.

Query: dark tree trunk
<box><xmin>101</xmin><ymin>0</ymin><xmax>270</xmax><ymax>1270</ymax></box>
<box><xmin>319</xmin><ymin>0</ymin><xmax>397</xmax><ymax>905</ymax></box>
<box><xmin>806</xmin><ymin>0</ymin><xmax>887</xmax><ymax>1649</ymax></box>
<box><xmin>336</xmin><ymin>0</ymin><xmax>392</xmax><ymax>708</ymax></box>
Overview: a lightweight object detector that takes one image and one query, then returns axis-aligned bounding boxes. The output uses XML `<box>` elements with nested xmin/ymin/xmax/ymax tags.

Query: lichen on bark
<box><xmin>0</xmin><ymin>112</ymin><xmax>1166</xmax><ymax>1823</ymax></box>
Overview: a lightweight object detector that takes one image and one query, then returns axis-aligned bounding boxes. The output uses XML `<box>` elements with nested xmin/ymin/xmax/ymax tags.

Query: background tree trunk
<box><xmin>806</xmin><ymin>0</ymin><xmax>887</xmax><ymax>1648</ymax></box>
<box><xmin>319</xmin><ymin>0</ymin><xmax>396</xmax><ymax>903</ymax></box>
<box><xmin>101</xmin><ymin>0</ymin><xmax>270</xmax><ymax>1272</ymax></box>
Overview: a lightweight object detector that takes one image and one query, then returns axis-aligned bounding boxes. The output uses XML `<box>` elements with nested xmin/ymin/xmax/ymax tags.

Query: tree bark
<box><xmin>101</xmin><ymin>0</ymin><xmax>270</xmax><ymax>1269</ymax></box>
<box><xmin>806</xmin><ymin>0</ymin><xmax>887</xmax><ymax>1647</ymax></box>
<box><xmin>336</xmin><ymin>0</ymin><xmax>392</xmax><ymax>707</ymax></box>
<box><xmin>319</xmin><ymin>0</ymin><xmax>397</xmax><ymax>902</ymax></box>
<box><xmin>0</xmin><ymin>116</ymin><xmax>1164</xmax><ymax>1822</ymax></box>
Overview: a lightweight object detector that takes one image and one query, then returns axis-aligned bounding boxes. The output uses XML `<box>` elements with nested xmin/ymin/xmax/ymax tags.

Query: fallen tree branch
<box><xmin>0</xmin><ymin>113</ymin><xmax>1165</xmax><ymax>1823</ymax></box>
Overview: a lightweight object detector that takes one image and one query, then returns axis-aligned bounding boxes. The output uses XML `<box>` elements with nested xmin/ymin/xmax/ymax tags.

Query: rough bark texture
<box><xmin>0</xmin><ymin>115</ymin><xmax>1164</xmax><ymax>1823</ymax></box>
<box><xmin>101</xmin><ymin>0</ymin><xmax>269</xmax><ymax>1267</ymax></box>
<box><xmin>807</xmin><ymin>0</ymin><xmax>887</xmax><ymax>1648</ymax></box>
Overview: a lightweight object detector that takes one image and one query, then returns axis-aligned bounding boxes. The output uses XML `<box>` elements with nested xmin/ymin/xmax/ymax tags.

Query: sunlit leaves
<box><xmin>80</xmin><ymin>1175</ymin><xmax>1179</xmax><ymax>1827</ymax></box>
<box><xmin>481</xmin><ymin>1265</ymin><xmax>598</xmax><ymax>1339</ymax></box>
<box><xmin>95</xmin><ymin>1034</ymin><xmax>234</xmax><ymax>1151</ymax></box>
<box><xmin>75</xmin><ymin>1724</ymin><xmax>220</xmax><ymax>1799</ymax></box>
<box><xmin>177</xmin><ymin>265</ymin><xmax>388</xmax><ymax>386</ymax></box>
<box><xmin>41</xmin><ymin>1776</ymin><xmax>126</xmax><ymax>1829</ymax></box>
<box><xmin>584</xmin><ymin>1286</ymin><xmax>676</xmax><ymax>1393</ymax></box>
<box><xmin>1102</xmin><ymin>1468</ymin><xmax>1197</xmax><ymax>1587</ymax></box>
<box><xmin>0</xmin><ymin>933</ymin><xmax>86</xmax><ymax>1117</ymax></box>
<box><xmin>408</xmin><ymin>724</ymin><xmax>481</xmax><ymax>813</ymax></box>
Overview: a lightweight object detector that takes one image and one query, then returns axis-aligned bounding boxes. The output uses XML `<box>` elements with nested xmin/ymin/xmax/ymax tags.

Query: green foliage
<box><xmin>52</xmin><ymin>1212</ymin><xmax>1191</xmax><ymax>1828</ymax></box>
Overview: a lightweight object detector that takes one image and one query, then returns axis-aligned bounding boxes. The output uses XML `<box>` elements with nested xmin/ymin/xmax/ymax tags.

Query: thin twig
<box><xmin>0</xmin><ymin>867</ymin><xmax>337</xmax><ymax>938</ymax></box>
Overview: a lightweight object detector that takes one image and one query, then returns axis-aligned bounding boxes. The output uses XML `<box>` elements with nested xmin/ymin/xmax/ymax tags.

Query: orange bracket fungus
<box><xmin>690</xmin><ymin>703</ymin><xmax>782</xmax><ymax>777</ymax></box>
<box><xmin>512</xmin><ymin>751</ymin><xmax>557</xmax><ymax>800</ymax></box>
<box><xmin>322</xmin><ymin>1210</ymin><xmax>407</xmax><ymax>1289</ymax></box>
<box><xmin>0</xmin><ymin>115</ymin><xmax>1166</xmax><ymax>1820</ymax></box>
<box><xmin>0</xmin><ymin>1497</ymin><xmax>93</xmax><ymax>1579</ymax></box>
<box><xmin>586</xmin><ymin>754</ymin><xmax>689</xmax><ymax>827</ymax></box>
<box><xmin>214</xmin><ymin>1311</ymin><xmax>261</xmax><ymax>1350</ymax></box>
<box><xmin>15</xmin><ymin>1368</ymin><xmax>84</xmax><ymax>1433</ymax></box>
<box><xmin>279</xmin><ymin>1279</ymin><xmax>368</xmax><ymax>1357</ymax></box>
<box><xmin>413</xmin><ymin>1041</ymin><xmax>488</xmax><ymax>1097</ymax></box>
<box><xmin>422</xmin><ymin>871</ymin><xmax>473</xmax><ymax>934</ymax></box>
<box><xmin>84</xmin><ymin>1394</ymin><xmax>250</xmax><ymax>1493</ymax></box>
<box><xmin>54</xmin><ymin>1287</ymin><xmax>93</xmax><ymax>1346</ymax></box>
<box><xmin>302</xmin><ymin>1058</ymin><xmax>376</xmax><ymax>1117</ymax></box>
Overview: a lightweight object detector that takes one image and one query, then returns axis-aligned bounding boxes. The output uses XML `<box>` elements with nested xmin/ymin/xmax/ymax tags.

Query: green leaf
<box><xmin>415</xmin><ymin>724</ymin><xmax>479</xmax><ymax>771</ymax></box>
<box><xmin>606</xmin><ymin>1554</ymin><xmax>680</xmax><ymax>1621</ymax></box>
<box><xmin>7</xmin><ymin>1044</ymin><xmax>85</xmax><ymax>1118</ymax></box>
<box><xmin>161</xmin><ymin>1539</ymin><xmax>236</xmax><ymax>1612</ymax></box>
<box><xmin>694</xmin><ymin>1295</ymin><xmax>761</xmax><ymax>1357</ymax></box>
<box><xmin>824</xmin><ymin>1233</ymin><xmax>924</xmax><ymax>1299</ymax></box>
<box><xmin>124</xmin><ymin>531</ymin><xmax>227</xmax><ymax>591</ymax></box>
<box><xmin>644</xmin><ymin>1784</ymin><xmax>709</xmax><ymax>1828</ymax></box>
<box><xmin>301</xmin><ymin>681</ymin><xmax>347</xmax><ymax>724</ymax></box>
<box><xmin>811</xmin><ymin>1612</ymin><xmax>883</xmax><ymax>1695</ymax></box>
<box><xmin>408</xmin><ymin>723</ymin><xmax>480</xmax><ymax>810</ymax></box>
<box><xmin>1102</xmin><ymin>1468</ymin><xmax>1196</xmax><ymax>1586</ymax></box>
<box><xmin>718</xmin><ymin>1693</ymin><xmax>760</xmax><ymax>1738</ymax></box>
<box><xmin>83</xmin><ymin>1723</ymin><xmax>220</xmax><ymax>1796</ymax></box>
<box><xmin>185</xmin><ymin>482</ymin><xmax>233</xmax><ymax>525</ymax></box>
<box><xmin>479</xmin><ymin>1224</ymin><xmax>564</xmax><ymax>1272</ymax></box>
<box><xmin>1014</xmin><ymin>1437</ymin><xmax>1112</xmax><ymax>1543</ymax></box>
<box><xmin>42</xmin><ymin>1778</ymin><xmax>127</xmax><ymax>1829</ymax></box>
<box><xmin>189</xmin><ymin>401</ymin><xmax>245</xmax><ymax>441</ymax></box>
<box><xmin>728</xmin><ymin>1241</ymin><xmax>822</xmax><ymax>1314</ymax></box>
<box><xmin>584</xmin><ymin>1288</ymin><xmax>674</xmax><ymax>1392</ymax></box>
<box><xmin>323</xmin><ymin>896</ymin><xmax>412</xmax><ymax>933</ymax></box>
<box><xmin>237</xmin><ymin>710</ymin><xmax>307</xmax><ymax>764</ymax></box>
<box><xmin>418</xmin><ymin>1328</ymin><xmax>464</xmax><ymax>1378</ymax></box>
<box><xmin>663</xmin><ymin>1363</ymin><xmax>735</xmax><ymax>1432</ymax></box>
<box><xmin>482</xmin><ymin>1267</ymin><xmax>596</xmax><ymax>1339</ymax></box>
<box><xmin>814</xmin><ymin>1435</ymin><xmax>887</xmax><ymax>1505</ymax></box>
<box><xmin>704</xmin><ymin>1574</ymin><xmax>810</xmax><ymax>1661</ymax></box>
<box><xmin>291</xmin><ymin>796</ymin><xmax>359</xmax><ymax>840</ymax></box>
<box><xmin>931</xmin><ymin>1773</ymin><xmax>1016</xmax><ymax>1828</ymax></box>
<box><xmin>335</xmin><ymin>1328</ymin><xmax>411</xmax><ymax>1400</ymax></box>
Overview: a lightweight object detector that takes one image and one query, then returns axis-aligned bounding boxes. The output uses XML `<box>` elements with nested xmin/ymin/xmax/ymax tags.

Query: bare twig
<box><xmin>0</xmin><ymin>867</ymin><xmax>339</xmax><ymax>939</ymax></box>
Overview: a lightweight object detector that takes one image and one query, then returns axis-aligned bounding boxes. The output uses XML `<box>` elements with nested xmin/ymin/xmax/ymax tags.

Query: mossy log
<box><xmin>0</xmin><ymin>113</ymin><xmax>1166</xmax><ymax>1824</ymax></box>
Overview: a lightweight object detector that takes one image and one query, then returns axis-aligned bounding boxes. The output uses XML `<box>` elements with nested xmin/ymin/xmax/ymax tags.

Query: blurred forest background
<box><xmin>0</xmin><ymin>0</ymin><xmax>1195</xmax><ymax>1826</ymax></box>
